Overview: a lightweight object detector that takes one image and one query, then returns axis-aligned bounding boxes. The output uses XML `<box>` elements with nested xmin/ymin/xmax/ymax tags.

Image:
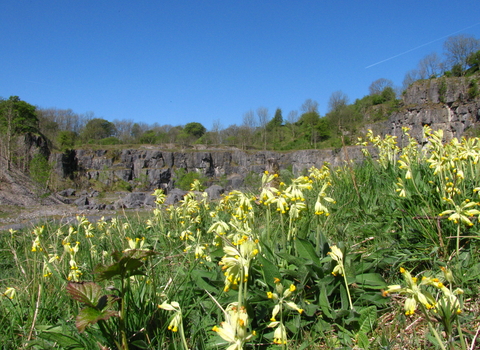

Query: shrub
<box><xmin>468</xmin><ymin>78</ymin><xmax>479</xmax><ymax>99</ymax></box>
<box><xmin>439</xmin><ymin>78</ymin><xmax>448</xmax><ymax>103</ymax></box>
<box><xmin>29</xmin><ymin>154</ymin><xmax>52</xmax><ymax>193</ymax></box>
<box><xmin>174</xmin><ymin>168</ymin><xmax>207</xmax><ymax>191</ymax></box>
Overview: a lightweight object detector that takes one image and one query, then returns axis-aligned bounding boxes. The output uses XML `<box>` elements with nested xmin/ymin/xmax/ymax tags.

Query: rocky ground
<box><xmin>0</xmin><ymin>164</ymin><xmax>116</xmax><ymax>232</ymax></box>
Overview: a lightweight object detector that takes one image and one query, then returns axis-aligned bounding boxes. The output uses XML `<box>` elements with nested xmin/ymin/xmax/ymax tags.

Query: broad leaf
<box><xmin>95</xmin><ymin>249</ymin><xmax>156</xmax><ymax>280</ymax></box>
<box><xmin>295</xmin><ymin>238</ymin><xmax>321</xmax><ymax>265</ymax></box>
<box><xmin>318</xmin><ymin>284</ymin><xmax>333</xmax><ymax>319</ymax></box>
<box><xmin>37</xmin><ymin>326</ymin><xmax>86</xmax><ymax>349</ymax></box>
<box><xmin>191</xmin><ymin>269</ymin><xmax>220</xmax><ymax>293</ymax></box>
<box><xmin>76</xmin><ymin>306</ymin><xmax>118</xmax><ymax>333</ymax></box>
<box><xmin>355</xmin><ymin>273</ymin><xmax>387</xmax><ymax>289</ymax></box>
<box><xmin>257</xmin><ymin>253</ymin><xmax>280</xmax><ymax>288</ymax></box>
<box><xmin>66</xmin><ymin>282</ymin><xmax>103</xmax><ymax>308</ymax></box>
<box><xmin>358</xmin><ymin>305</ymin><xmax>377</xmax><ymax>334</ymax></box>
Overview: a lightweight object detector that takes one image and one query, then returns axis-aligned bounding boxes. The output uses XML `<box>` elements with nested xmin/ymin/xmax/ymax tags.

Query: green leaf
<box><xmin>318</xmin><ymin>284</ymin><xmax>333</xmax><ymax>319</ymax></box>
<box><xmin>355</xmin><ymin>273</ymin><xmax>387</xmax><ymax>289</ymax></box>
<box><xmin>66</xmin><ymin>282</ymin><xmax>103</xmax><ymax>308</ymax></box>
<box><xmin>76</xmin><ymin>306</ymin><xmax>119</xmax><ymax>333</ymax></box>
<box><xmin>130</xmin><ymin>340</ymin><xmax>149</xmax><ymax>349</ymax></box>
<box><xmin>191</xmin><ymin>269</ymin><xmax>220</xmax><ymax>293</ymax></box>
<box><xmin>95</xmin><ymin>249</ymin><xmax>155</xmax><ymax>280</ymax></box>
<box><xmin>295</xmin><ymin>238</ymin><xmax>321</xmax><ymax>265</ymax></box>
<box><xmin>356</xmin><ymin>331</ymin><xmax>370</xmax><ymax>349</ymax></box>
<box><xmin>358</xmin><ymin>306</ymin><xmax>377</xmax><ymax>334</ymax></box>
<box><xmin>257</xmin><ymin>253</ymin><xmax>280</xmax><ymax>288</ymax></box>
<box><xmin>37</xmin><ymin>327</ymin><xmax>86</xmax><ymax>349</ymax></box>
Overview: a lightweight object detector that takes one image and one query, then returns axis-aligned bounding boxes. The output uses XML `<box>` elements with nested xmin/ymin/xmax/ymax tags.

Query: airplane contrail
<box><xmin>366</xmin><ymin>22</ymin><xmax>480</xmax><ymax>69</ymax></box>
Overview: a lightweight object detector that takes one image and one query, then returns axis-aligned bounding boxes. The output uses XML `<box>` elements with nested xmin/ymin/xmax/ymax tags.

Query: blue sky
<box><xmin>1</xmin><ymin>1</ymin><xmax>480</xmax><ymax>131</ymax></box>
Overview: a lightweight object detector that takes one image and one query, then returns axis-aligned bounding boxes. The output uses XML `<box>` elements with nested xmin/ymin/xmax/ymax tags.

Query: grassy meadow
<box><xmin>1</xmin><ymin>126</ymin><xmax>480</xmax><ymax>350</ymax></box>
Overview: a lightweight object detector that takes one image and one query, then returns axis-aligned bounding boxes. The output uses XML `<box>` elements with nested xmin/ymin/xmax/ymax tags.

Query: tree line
<box><xmin>1</xmin><ymin>35</ymin><xmax>480</xmax><ymax>170</ymax></box>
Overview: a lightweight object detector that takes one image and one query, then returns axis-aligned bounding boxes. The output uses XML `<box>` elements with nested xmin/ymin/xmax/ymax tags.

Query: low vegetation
<box><xmin>1</xmin><ymin>127</ymin><xmax>479</xmax><ymax>349</ymax></box>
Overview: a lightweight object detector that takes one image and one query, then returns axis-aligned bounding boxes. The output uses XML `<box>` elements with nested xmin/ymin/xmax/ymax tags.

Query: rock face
<box><xmin>366</xmin><ymin>76</ymin><xmax>480</xmax><ymax>142</ymax></box>
<box><xmin>50</xmin><ymin>75</ymin><xmax>480</xmax><ymax>193</ymax></box>
<box><xmin>52</xmin><ymin>146</ymin><xmax>370</xmax><ymax>193</ymax></box>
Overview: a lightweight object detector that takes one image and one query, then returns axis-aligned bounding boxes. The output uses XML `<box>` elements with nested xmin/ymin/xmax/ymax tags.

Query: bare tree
<box><xmin>211</xmin><ymin>119</ymin><xmax>223</xmax><ymax>145</ymax></box>
<box><xmin>240</xmin><ymin>110</ymin><xmax>256</xmax><ymax>148</ymax></box>
<box><xmin>286</xmin><ymin>110</ymin><xmax>298</xmax><ymax>138</ymax></box>
<box><xmin>328</xmin><ymin>91</ymin><xmax>349</xmax><ymax>112</ymax></box>
<box><xmin>300</xmin><ymin>99</ymin><xmax>319</xmax><ymax>113</ymax></box>
<box><xmin>402</xmin><ymin>69</ymin><xmax>420</xmax><ymax>91</ymax></box>
<box><xmin>243</xmin><ymin>110</ymin><xmax>256</xmax><ymax>129</ymax></box>
<box><xmin>257</xmin><ymin>107</ymin><xmax>269</xmax><ymax>150</ymax></box>
<box><xmin>369</xmin><ymin>78</ymin><xmax>393</xmax><ymax>95</ymax></box>
<box><xmin>418</xmin><ymin>52</ymin><xmax>444</xmax><ymax>79</ymax></box>
<box><xmin>113</xmin><ymin>119</ymin><xmax>135</xmax><ymax>142</ymax></box>
<box><xmin>443</xmin><ymin>34</ymin><xmax>480</xmax><ymax>71</ymax></box>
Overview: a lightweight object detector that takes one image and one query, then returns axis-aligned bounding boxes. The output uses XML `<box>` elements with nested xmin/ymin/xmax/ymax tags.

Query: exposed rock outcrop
<box><xmin>366</xmin><ymin>76</ymin><xmax>480</xmax><ymax>142</ymax></box>
<box><xmin>51</xmin><ymin>146</ymin><xmax>371</xmax><ymax>193</ymax></box>
<box><xmin>48</xmin><ymin>75</ymin><xmax>480</xmax><ymax>196</ymax></box>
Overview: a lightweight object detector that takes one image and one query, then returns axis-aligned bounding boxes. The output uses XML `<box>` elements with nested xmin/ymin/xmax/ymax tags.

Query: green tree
<box><xmin>29</xmin><ymin>153</ymin><xmax>52</xmax><ymax>194</ymax></box>
<box><xmin>183</xmin><ymin>122</ymin><xmax>206</xmax><ymax>138</ymax></box>
<box><xmin>380</xmin><ymin>86</ymin><xmax>396</xmax><ymax>103</ymax></box>
<box><xmin>0</xmin><ymin>96</ymin><xmax>38</xmax><ymax>170</ymax></box>
<box><xmin>298</xmin><ymin>111</ymin><xmax>320</xmax><ymax>147</ymax></box>
<box><xmin>139</xmin><ymin>130</ymin><xmax>158</xmax><ymax>144</ymax></box>
<box><xmin>57</xmin><ymin>130</ymin><xmax>77</xmax><ymax>151</ymax></box>
<box><xmin>267</xmin><ymin>108</ymin><xmax>283</xmax><ymax>131</ymax></box>
<box><xmin>466</xmin><ymin>50</ymin><xmax>480</xmax><ymax>74</ymax></box>
<box><xmin>80</xmin><ymin>118</ymin><xmax>116</xmax><ymax>142</ymax></box>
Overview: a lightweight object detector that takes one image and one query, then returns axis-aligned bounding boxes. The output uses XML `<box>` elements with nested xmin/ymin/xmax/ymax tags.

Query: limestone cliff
<box><xmin>51</xmin><ymin>146</ymin><xmax>370</xmax><ymax>192</ymax></box>
<box><xmin>51</xmin><ymin>75</ymin><xmax>480</xmax><ymax>192</ymax></box>
<box><xmin>366</xmin><ymin>75</ymin><xmax>480</xmax><ymax>142</ymax></box>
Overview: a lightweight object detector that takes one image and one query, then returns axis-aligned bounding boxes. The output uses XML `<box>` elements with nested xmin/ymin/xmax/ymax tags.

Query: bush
<box><xmin>29</xmin><ymin>154</ymin><xmax>52</xmax><ymax>193</ymax></box>
<box><xmin>174</xmin><ymin>168</ymin><xmax>207</xmax><ymax>191</ymax></box>
<box><xmin>97</xmin><ymin>137</ymin><xmax>121</xmax><ymax>145</ymax></box>
<box><xmin>468</xmin><ymin>78</ymin><xmax>479</xmax><ymax>99</ymax></box>
<box><xmin>439</xmin><ymin>78</ymin><xmax>448</xmax><ymax>103</ymax></box>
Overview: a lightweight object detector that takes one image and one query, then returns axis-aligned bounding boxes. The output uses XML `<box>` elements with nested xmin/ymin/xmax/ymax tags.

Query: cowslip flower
<box><xmin>3</xmin><ymin>287</ymin><xmax>16</xmax><ymax>300</ymax></box>
<box><xmin>219</xmin><ymin>239</ymin><xmax>258</xmax><ymax>292</ymax></box>
<box><xmin>267</xmin><ymin>282</ymin><xmax>303</xmax><ymax>322</ymax></box>
<box><xmin>314</xmin><ymin>183</ymin><xmax>335</xmax><ymax>216</ymax></box>
<box><xmin>439</xmin><ymin>198</ymin><xmax>480</xmax><ymax>226</ymax></box>
<box><xmin>152</xmin><ymin>188</ymin><xmax>166</xmax><ymax>205</ymax></box>
<box><xmin>385</xmin><ymin>267</ymin><xmax>437</xmax><ymax>316</ymax></box>
<box><xmin>158</xmin><ymin>301</ymin><xmax>182</xmax><ymax>332</ymax></box>
<box><xmin>212</xmin><ymin>303</ymin><xmax>254</xmax><ymax>350</ymax></box>
<box><xmin>268</xmin><ymin>322</ymin><xmax>287</xmax><ymax>345</ymax></box>
<box><xmin>124</xmin><ymin>236</ymin><xmax>146</xmax><ymax>251</ymax></box>
<box><xmin>328</xmin><ymin>245</ymin><xmax>344</xmax><ymax>276</ymax></box>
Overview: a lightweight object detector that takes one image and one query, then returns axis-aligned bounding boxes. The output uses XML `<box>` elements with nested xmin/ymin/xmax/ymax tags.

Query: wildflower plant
<box><xmin>385</xmin><ymin>267</ymin><xmax>466</xmax><ymax>350</ymax></box>
<box><xmin>158</xmin><ymin>300</ymin><xmax>189</xmax><ymax>349</ymax></box>
<box><xmin>266</xmin><ymin>280</ymin><xmax>303</xmax><ymax>347</ymax></box>
<box><xmin>2</xmin><ymin>135</ymin><xmax>480</xmax><ymax>349</ymax></box>
<box><xmin>212</xmin><ymin>302</ymin><xmax>254</xmax><ymax>350</ymax></box>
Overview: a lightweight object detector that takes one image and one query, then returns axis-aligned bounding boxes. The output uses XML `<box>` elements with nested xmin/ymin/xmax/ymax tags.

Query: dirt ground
<box><xmin>0</xmin><ymin>164</ymin><xmax>115</xmax><ymax>232</ymax></box>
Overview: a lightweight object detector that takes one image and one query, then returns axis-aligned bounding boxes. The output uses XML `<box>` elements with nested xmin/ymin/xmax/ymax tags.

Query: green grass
<box><xmin>1</xmin><ymin>129</ymin><xmax>480</xmax><ymax>349</ymax></box>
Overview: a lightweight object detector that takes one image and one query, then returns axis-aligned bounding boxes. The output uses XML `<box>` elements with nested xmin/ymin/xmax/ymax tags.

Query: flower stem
<box><xmin>342</xmin><ymin>271</ymin><xmax>354</xmax><ymax>311</ymax></box>
<box><xmin>420</xmin><ymin>304</ymin><xmax>446</xmax><ymax>350</ymax></box>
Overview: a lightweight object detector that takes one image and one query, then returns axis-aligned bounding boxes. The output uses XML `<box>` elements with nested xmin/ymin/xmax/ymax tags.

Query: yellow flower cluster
<box><xmin>266</xmin><ymin>279</ymin><xmax>303</xmax><ymax>345</ymax></box>
<box><xmin>385</xmin><ymin>267</ymin><xmax>462</xmax><ymax>316</ymax></box>
<box><xmin>212</xmin><ymin>303</ymin><xmax>254</xmax><ymax>350</ymax></box>
<box><xmin>219</xmin><ymin>239</ymin><xmax>258</xmax><ymax>292</ymax></box>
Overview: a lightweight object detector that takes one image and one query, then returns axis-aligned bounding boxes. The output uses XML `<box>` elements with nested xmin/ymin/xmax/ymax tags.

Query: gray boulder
<box><xmin>115</xmin><ymin>192</ymin><xmax>148</xmax><ymax>209</ymax></box>
<box><xmin>205</xmin><ymin>185</ymin><xmax>224</xmax><ymax>200</ymax></box>
<box><xmin>165</xmin><ymin>188</ymin><xmax>188</xmax><ymax>205</ymax></box>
